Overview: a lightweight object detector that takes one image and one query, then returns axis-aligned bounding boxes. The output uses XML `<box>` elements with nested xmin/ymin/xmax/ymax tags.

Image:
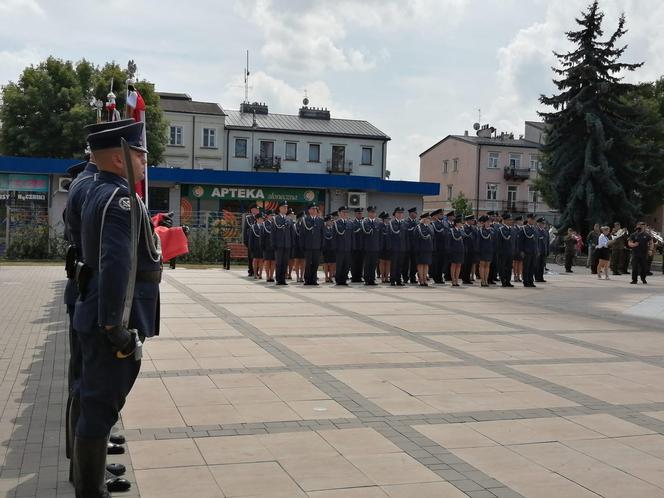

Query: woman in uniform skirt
<box><xmin>292</xmin><ymin>212</ymin><xmax>306</xmax><ymax>282</ymax></box>
<box><xmin>596</xmin><ymin>225</ymin><xmax>611</xmax><ymax>280</ymax></box>
<box><xmin>249</xmin><ymin>211</ymin><xmax>265</xmax><ymax>279</ymax></box>
<box><xmin>261</xmin><ymin>210</ymin><xmax>276</xmax><ymax>282</ymax></box>
<box><xmin>449</xmin><ymin>218</ymin><xmax>466</xmax><ymax>286</ymax></box>
<box><xmin>477</xmin><ymin>215</ymin><xmax>494</xmax><ymax>287</ymax></box>
<box><xmin>322</xmin><ymin>215</ymin><xmax>336</xmax><ymax>283</ymax></box>
<box><xmin>413</xmin><ymin>212</ymin><xmax>434</xmax><ymax>286</ymax></box>
<box><xmin>378</xmin><ymin>212</ymin><xmax>391</xmax><ymax>283</ymax></box>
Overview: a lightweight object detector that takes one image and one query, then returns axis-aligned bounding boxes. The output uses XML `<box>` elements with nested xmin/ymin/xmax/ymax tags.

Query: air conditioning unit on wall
<box><xmin>347</xmin><ymin>192</ymin><xmax>367</xmax><ymax>210</ymax></box>
<box><xmin>58</xmin><ymin>177</ymin><xmax>72</xmax><ymax>193</ymax></box>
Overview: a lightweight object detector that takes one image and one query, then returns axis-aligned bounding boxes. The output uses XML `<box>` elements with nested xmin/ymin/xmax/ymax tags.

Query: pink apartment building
<box><xmin>420</xmin><ymin>121</ymin><xmax>557</xmax><ymax>222</ymax></box>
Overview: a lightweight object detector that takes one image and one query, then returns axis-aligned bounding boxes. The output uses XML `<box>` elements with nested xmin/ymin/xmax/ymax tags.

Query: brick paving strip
<box><xmin>2</xmin><ymin>265</ymin><xmax>664</xmax><ymax>497</ymax></box>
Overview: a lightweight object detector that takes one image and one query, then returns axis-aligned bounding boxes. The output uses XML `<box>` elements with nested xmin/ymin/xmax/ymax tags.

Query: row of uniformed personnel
<box><xmin>244</xmin><ymin>204</ymin><xmax>551</xmax><ymax>288</ymax></box>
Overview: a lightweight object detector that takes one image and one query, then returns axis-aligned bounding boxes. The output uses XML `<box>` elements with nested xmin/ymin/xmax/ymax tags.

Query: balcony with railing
<box><xmin>504</xmin><ymin>166</ymin><xmax>531</xmax><ymax>181</ymax></box>
<box><xmin>254</xmin><ymin>155</ymin><xmax>281</xmax><ymax>171</ymax></box>
<box><xmin>501</xmin><ymin>200</ymin><xmax>529</xmax><ymax>213</ymax></box>
<box><xmin>326</xmin><ymin>159</ymin><xmax>353</xmax><ymax>174</ymax></box>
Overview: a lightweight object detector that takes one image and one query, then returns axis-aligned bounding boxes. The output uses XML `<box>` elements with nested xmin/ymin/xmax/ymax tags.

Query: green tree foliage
<box><xmin>0</xmin><ymin>57</ymin><xmax>167</xmax><ymax>165</ymax></box>
<box><xmin>451</xmin><ymin>192</ymin><xmax>473</xmax><ymax>218</ymax></box>
<box><xmin>538</xmin><ymin>1</ymin><xmax>654</xmax><ymax>233</ymax></box>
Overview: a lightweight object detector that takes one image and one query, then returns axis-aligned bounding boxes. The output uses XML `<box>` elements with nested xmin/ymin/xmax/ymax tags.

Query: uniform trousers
<box><xmin>498</xmin><ymin>253</ymin><xmax>513</xmax><ymax>285</ymax></box>
<box><xmin>335</xmin><ymin>251</ymin><xmax>351</xmax><ymax>284</ymax></box>
<box><xmin>522</xmin><ymin>253</ymin><xmax>536</xmax><ymax>286</ymax></box>
<box><xmin>351</xmin><ymin>250</ymin><xmax>364</xmax><ymax>282</ymax></box>
<box><xmin>275</xmin><ymin>248</ymin><xmax>290</xmax><ymax>284</ymax></box>
<box><xmin>390</xmin><ymin>251</ymin><xmax>404</xmax><ymax>284</ymax></box>
<box><xmin>304</xmin><ymin>249</ymin><xmax>321</xmax><ymax>285</ymax></box>
<box><xmin>631</xmin><ymin>253</ymin><xmax>648</xmax><ymax>282</ymax></box>
<box><xmin>363</xmin><ymin>251</ymin><xmax>379</xmax><ymax>284</ymax></box>
<box><xmin>460</xmin><ymin>252</ymin><xmax>473</xmax><ymax>283</ymax></box>
<box><xmin>247</xmin><ymin>247</ymin><xmax>254</xmax><ymax>275</ymax></box>
<box><xmin>408</xmin><ymin>251</ymin><xmax>417</xmax><ymax>282</ymax></box>
<box><xmin>535</xmin><ymin>253</ymin><xmax>546</xmax><ymax>281</ymax></box>
<box><xmin>76</xmin><ymin>326</ymin><xmax>140</xmax><ymax>439</ymax></box>
<box><xmin>431</xmin><ymin>251</ymin><xmax>446</xmax><ymax>283</ymax></box>
<box><xmin>564</xmin><ymin>250</ymin><xmax>575</xmax><ymax>272</ymax></box>
<box><xmin>66</xmin><ymin>304</ymin><xmax>82</xmax><ymax>459</ymax></box>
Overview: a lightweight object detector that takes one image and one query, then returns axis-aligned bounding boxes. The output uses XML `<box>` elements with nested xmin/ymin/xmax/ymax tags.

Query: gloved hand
<box><xmin>159</xmin><ymin>211</ymin><xmax>174</xmax><ymax>228</ymax></box>
<box><xmin>105</xmin><ymin>326</ymin><xmax>137</xmax><ymax>358</ymax></box>
<box><xmin>182</xmin><ymin>225</ymin><xmax>190</xmax><ymax>236</ymax></box>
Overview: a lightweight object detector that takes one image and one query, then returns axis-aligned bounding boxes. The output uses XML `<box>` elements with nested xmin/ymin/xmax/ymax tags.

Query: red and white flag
<box><xmin>127</xmin><ymin>85</ymin><xmax>148</xmax><ymax>204</ymax></box>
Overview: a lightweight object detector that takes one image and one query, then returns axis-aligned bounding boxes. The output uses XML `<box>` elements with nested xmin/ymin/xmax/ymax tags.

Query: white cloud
<box><xmin>0</xmin><ymin>0</ymin><xmax>44</xmax><ymax>15</ymax></box>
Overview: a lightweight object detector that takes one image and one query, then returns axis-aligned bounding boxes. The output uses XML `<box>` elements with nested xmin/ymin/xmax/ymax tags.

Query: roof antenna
<box><xmin>302</xmin><ymin>89</ymin><xmax>309</xmax><ymax>107</ymax></box>
<box><xmin>244</xmin><ymin>50</ymin><xmax>250</xmax><ymax>104</ymax></box>
<box><xmin>477</xmin><ymin>108</ymin><xmax>482</xmax><ymax>126</ymax></box>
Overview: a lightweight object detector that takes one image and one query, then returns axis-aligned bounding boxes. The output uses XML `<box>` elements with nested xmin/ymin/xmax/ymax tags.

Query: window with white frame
<box><xmin>507</xmin><ymin>186</ymin><xmax>518</xmax><ymax>208</ymax></box>
<box><xmin>202</xmin><ymin>127</ymin><xmax>217</xmax><ymax>148</ymax></box>
<box><xmin>234</xmin><ymin>138</ymin><xmax>247</xmax><ymax>157</ymax></box>
<box><xmin>361</xmin><ymin>147</ymin><xmax>373</xmax><ymax>165</ymax></box>
<box><xmin>509</xmin><ymin>153</ymin><xmax>522</xmax><ymax>168</ymax></box>
<box><xmin>308</xmin><ymin>143</ymin><xmax>320</xmax><ymax>162</ymax></box>
<box><xmin>528</xmin><ymin>185</ymin><xmax>539</xmax><ymax>203</ymax></box>
<box><xmin>169</xmin><ymin>125</ymin><xmax>183</xmax><ymax>146</ymax></box>
<box><xmin>443</xmin><ymin>160</ymin><xmax>448</xmax><ymax>173</ymax></box>
<box><xmin>453</xmin><ymin>158</ymin><xmax>459</xmax><ymax>172</ymax></box>
<box><xmin>488</xmin><ymin>152</ymin><xmax>499</xmax><ymax>169</ymax></box>
<box><xmin>487</xmin><ymin>183</ymin><xmax>498</xmax><ymax>201</ymax></box>
<box><xmin>285</xmin><ymin>142</ymin><xmax>297</xmax><ymax>161</ymax></box>
<box><xmin>447</xmin><ymin>184</ymin><xmax>453</xmax><ymax>200</ymax></box>
<box><xmin>529</xmin><ymin>154</ymin><xmax>540</xmax><ymax>171</ymax></box>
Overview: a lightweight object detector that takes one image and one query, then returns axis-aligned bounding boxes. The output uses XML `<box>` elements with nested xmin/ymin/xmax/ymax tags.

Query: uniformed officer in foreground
<box><xmin>73</xmin><ymin>121</ymin><xmax>161</xmax><ymax>497</ymax></box>
<box><xmin>302</xmin><ymin>203</ymin><xmax>324</xmax><ymax>285</ymax></box>
<box><xmin>272</xmin><ymin>201</ymin><xmax>293</xmax><ymax>285</ymax></box>
<box><xmin>518</xmin><ymin>213</ymin><xmax>539</xmax><ymax>287</ymax></box>
<box><xmin>333</xmin><ymin>206</ymin><xmax>353</xmax><ymax>285</ymax></box>
<box><xmin>64</xmin><ymin>119</ymin><xmax>136</xmax><ymax>492</ymax></box>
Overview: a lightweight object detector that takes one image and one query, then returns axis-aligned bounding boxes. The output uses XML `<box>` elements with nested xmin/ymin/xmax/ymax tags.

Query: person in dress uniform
<box><xmin>271</xmin><ymin>201</ymin><xmax>293</xmax><ymax>285</ymax></box>
<box><xmin>429</xmin><ymin>209</ymin><xmax>447</xmax><ymax>284</ymax></box>
<box><xmin>403</xmin><ymin>207</ymin><xmax>419</xmax><ymax>283</ymax></box>
<box><xmin>413</xmin><ymin>212</ymin><xmax>434</xmax><ymax>286</ymax></box>
<box><xmin>511</xmin><ymin>215</ymin><xmax>524</xmax><ymax>282</ymax></box>
<box><xmin>448</xmin><ymin>218</ymin><xmax>467</xmax><ymax>286</ymax></box>
<box><xmin>443</xmin><ymin>210</ymin><xmax>456</xmax><ymax>282</ymax></box>
<box><xmin>378</xmin><ymin>211</ymin><xmax>391</xmax><ymax>283</ymax></box>
<box><xmin>333</xmin><ymin>206</ymin><xmax>353</xmax><ymax>285</ymax></box>
<box><xmin>72</xmin><ymin>122</ymin><xmax>161</xmax><ymax>497</ymax></box>
<box><xmin>291</xmin><ymin>211</ymin><xmax>305</xmax><ymax>282</ymax></box>
<box><xmin>248</xmin><ymin>211</ymin><xmax>265</xmax><ymax>279</ymax></box>
<box><xmin>350</xmin><ymin>208</ymin><xmax>365</xmax><ymax>282</ymax></box>
<box><xmin>63</xmin><ymin>119</ymin><xmax>137</xmax><ymax>493</ymax></box>
<box><xmin>487</xmin><ymin>211</ymin><xmax>499</xmax><ymax>285</ymax></box>
<box><xmin>387</xmin><ymin>207</ymin><xmax>407</xmax><ymax>286</ymax></box>
<box><xmin>261</xmin><ymin>210</ymin><xmax>276</xmax><ymax>282</ymax></box>
<box><xmin>461</xmin><ymin>215</ymin><xmax>478</xmax><ymax>284</ymax></box>
<box><xmin>287</xmin><ymin>208</ymin><xmax>296</xmax><ymax>280</ymax></box>
<box><xmin>518</xmin><ymin>213</ymin><xmax>539</xmax><ymax>287</ymax></box>
<box><xmin>610</xmin><ymin>222</ymin><xmax>627</xmax><ymax>275</ymax></box>
<box><xmin>361</xmin><ymin>206</ymin><xmax>381</xmax><ymax>285</ymax></box>
<box><xmin>628</xmin><ymin>221</ymin><xmax>652</xmax><ymax>284</ymax></box>
<box><xmin>301</xmin><ymin>203</ymin><xmax>324</xmax><ymax>285</ymax></box>
<box><xmin>243</xmin><ymin>203</ymin><xmax>260</xmax><ymax>277</ymax></box>
<box><xmin>496</xmin><ymin>213</ymin><xmax>515</xmax><ymax>287</ymax></box>
<box><xmin>535</xmin><ymin>217</ymin><xmax>549</xmax><ymax>282</ymax></box>
<box><xmin>477</xmin><ymin>215</ymin><xmax>494</xmax><ymax>287</ymax></box>
<box><xmin>322</xmin><ymin>215</ymin><xmax>336</xmax><ymax>283</ymax></box>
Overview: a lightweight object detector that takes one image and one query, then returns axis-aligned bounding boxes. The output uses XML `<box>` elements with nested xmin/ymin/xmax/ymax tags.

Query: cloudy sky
<box><xmin>1</xmin><ymin>0</ymin><xmax>663</xmax><ymax>180</ymax></box>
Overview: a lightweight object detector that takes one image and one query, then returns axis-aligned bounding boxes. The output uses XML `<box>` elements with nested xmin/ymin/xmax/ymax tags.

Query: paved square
<box><xmin>2</xmin><ymin>265</ymin><xmax>664</xmax><ymax>497</ymax></box>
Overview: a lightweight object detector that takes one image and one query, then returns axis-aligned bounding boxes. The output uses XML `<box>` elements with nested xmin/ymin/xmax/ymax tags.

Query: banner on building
<box><xmin>183</xmin><ymin>184</ymin><xmax>319</xmax><ymax>203</ymax></box>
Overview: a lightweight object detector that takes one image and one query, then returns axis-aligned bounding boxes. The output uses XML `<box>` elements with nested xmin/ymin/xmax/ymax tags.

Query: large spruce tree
<box><xmin>538</xmin><ymin>1</ymin><xmax>649</xmax><ymax>232</ymax></box>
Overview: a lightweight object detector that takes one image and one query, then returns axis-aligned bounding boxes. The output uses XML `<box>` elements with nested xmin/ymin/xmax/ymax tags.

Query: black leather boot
<box><xmin>73</xmin><ymin>436</ymin><xmax>111</xmax><ymax>498</ymax></box>
<box><xmin>68</xmin><ymin>396</ymin><xmax>80</xmax><ymax>482</ymax></box>
<box><xmin>105</xmin><ymin>470</ymin><xmax>131</xmax><ymax>493</ymax></box>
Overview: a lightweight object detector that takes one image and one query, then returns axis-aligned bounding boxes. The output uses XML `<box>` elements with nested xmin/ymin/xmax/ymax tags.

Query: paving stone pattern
<box><xmin>1</xmin><ymin>265</ymin><xmax>664</xmax><ymax>497</ymax></box>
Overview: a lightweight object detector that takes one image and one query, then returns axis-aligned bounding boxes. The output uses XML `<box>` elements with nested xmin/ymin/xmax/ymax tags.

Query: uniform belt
<box><xmin>136</xmin><ymin>270</ymin><xmax>162</xmax><ymax>283</ymax></box>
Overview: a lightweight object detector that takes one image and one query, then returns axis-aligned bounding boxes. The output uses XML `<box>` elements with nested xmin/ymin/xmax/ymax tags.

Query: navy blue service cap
<box><xmin>502</xmin><ymin>212</ymin><xmax>512</xmax><ymax>220</ymax></box>
<box><xmin>84</xmin><ymin>118</ymin><xmax>135</xmax><ymax>135</ymax></box>
<box><xmin>337</xmin><ymin>206</ymin><xmax>348</xmax><ymax>212</ymax></box>
<box><xmin>445</xmin><ymin>210</ymin><xmax>455</xmax><ymax>217</ymax></box>
<box><xmin>420</xmin><ymin>212</ymin><xmax>430</xmax><ymax>219</ymax></box>
<box><xmin>478</xmin><ymin>215</ymin><xmax>489</xmax><ymax>222</ymax></box>
<box><xmin>465</xmin><ymin>214</ymin><xmax>475</xmax><ymax>221</ymax></box>
<box><xmin>514</xmin><ymin>215</ymin><xmax>523</xmax><ymax>221</ymax></box>
<box><xmin>87</xmin><ymin>121</ymin><xmax>147</xmax><ymax>153</ymax></box>
<box><xmin>307</xmin><ymin>202</ymin><xmax>318</xmax><ymax>210</ymax></box>
<box><xmin>354</xmin><ymin>207</ymin><xmax>363</xmax><ymax>213</ymax></box>
<box><xmin>536</xmin><ymin>217</ymin><xmax>546</xmax><ymax>223</ymax></box>
<box><xmin>407</xmin><ymin>207</ymin><xmax>417</xmax><ymax>213</ymax></box>
<box><xmin>379</xmin><ymin>211</ymin><xmax>389</xmax><ymax>219</ymax></box>
<box><xmin>430</xmin><ymin>208</ymin><xmax>443</xmax><ymax>217</ymax></box>
<box><xmin>277</xmin><ymin>200</ymin><xmax>288</xmax><ymax>207</ymax></box>
<box><xmin>392</xmin><ymin>206</ymin><xmax>404</xmax><ymax>215</ymax></box>
<box><xmin>526</xmin><ymin>212</ymin><xmax>535</xmax><ymax>219</ymax></box>
<box><xmin>66</xmin><ymin>160</ymin><xmax>88</xmax><ymax>178</ymax></box>
<box><xmin>367</xmin><ymin>205</ymin><xmax>377</xmax><ymax>212</ymax></box>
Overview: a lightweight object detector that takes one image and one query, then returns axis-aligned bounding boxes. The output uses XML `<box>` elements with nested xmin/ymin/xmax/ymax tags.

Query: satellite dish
<box><xmin>473</xmin><ymin>122</ymin><xmax>480</xmax><ymax>131</ymax></box>
<box><xmin>303</xmin><ymin>97</ymin><xmax>309</xmax><ymax>106</ymax></box>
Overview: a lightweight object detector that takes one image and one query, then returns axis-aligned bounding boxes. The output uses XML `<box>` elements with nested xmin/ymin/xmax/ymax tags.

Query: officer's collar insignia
<box><xmin>118</xmin><ymin>197</ymin><xmax>131</xmax><ymax>211</ymax></box>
